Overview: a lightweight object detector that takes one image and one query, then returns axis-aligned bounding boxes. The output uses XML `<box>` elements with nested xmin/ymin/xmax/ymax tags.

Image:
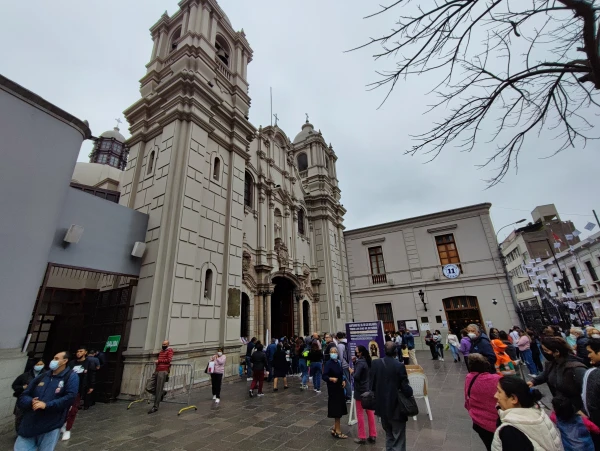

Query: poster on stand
<box><xmin>397</xmin><ymin>319</ymin><xmax>420</xmax><ymax>337</ymax></box>
<box><xmin>346</xmin><ymin>321</ymin><xmax>386</xmax><ymax>365</ymax></box>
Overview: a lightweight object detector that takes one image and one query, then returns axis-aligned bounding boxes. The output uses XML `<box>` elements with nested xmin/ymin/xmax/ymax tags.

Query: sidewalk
<box><xmin>1</xmin><ymin>352</ymin><xmax>488</xmax><ymax>451</ymax></box>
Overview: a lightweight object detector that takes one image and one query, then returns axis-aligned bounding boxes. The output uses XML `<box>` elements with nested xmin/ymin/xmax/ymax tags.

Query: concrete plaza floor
<box><xmin>1</xmin><ymin>352</ymin><xmax>491</xmax><ymax>451</ymax></box>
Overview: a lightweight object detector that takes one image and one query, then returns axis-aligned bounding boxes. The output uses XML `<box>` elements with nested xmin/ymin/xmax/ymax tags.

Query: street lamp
<box><xmin>496</xmin><ymin>218</ymin><xmax>527</xmax><ymax>242</ymax></box>
<box><xmin>418</xmin><ymin>289</ymin><xmax>427</xmax><ymax>311</ymax></box>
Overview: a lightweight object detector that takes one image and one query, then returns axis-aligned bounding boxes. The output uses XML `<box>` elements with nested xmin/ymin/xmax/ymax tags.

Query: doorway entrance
<box><xmin>442</xmin><ymin>296</ymin><xmax>484</xmax><ymax>334</ymax></box>
<box><xmin>302</xmin><ymin>300</ymin><xmax>310</xmax><ymax>336</ymax></box>
<box><xmin>240</xmin><ymin>293</ymin><xmax>250</xmax><ymax>339</ymax></box>
<box><xmin>271</xmin><ymin>276</ymin><xmax>295</xmax><ymax>339</ymax></box>
<box><xmin>25</xmin><ymin>264</ymin><xmax>136</xmax><ymax>402</ymax></box>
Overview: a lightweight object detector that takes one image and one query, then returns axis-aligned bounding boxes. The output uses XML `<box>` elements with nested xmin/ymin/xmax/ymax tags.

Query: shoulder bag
<box><xmin>464</xmin><ymin>373</ymin><xmax>481</xmax><ymax>410</ymax></box>
<box><xmin>382</xmin><ymin>359</ymin><xmax>419</xmax><ymax>417</ymax></box>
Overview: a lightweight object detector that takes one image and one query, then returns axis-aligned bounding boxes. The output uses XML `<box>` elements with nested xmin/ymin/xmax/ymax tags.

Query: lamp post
<box><xmin>418</xmin><ymin>289</ymin><xmax>427</xmax><ymax>311</ymax></box>
<box><xmin>496</xmin><ymin>219</ymin><xmax>527</xmax><ymax>324</ymax></box>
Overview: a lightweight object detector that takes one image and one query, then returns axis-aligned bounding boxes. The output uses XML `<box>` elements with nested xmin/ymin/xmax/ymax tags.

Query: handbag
<box><xmin>381</xmin><ymin>358</ymin><xmax>419</xmax><ymax>417</ymax></box>
<box><xmin>360</xmin><ymin>391</ymin><xmax>376</xmax><ymax>410</ymax></box>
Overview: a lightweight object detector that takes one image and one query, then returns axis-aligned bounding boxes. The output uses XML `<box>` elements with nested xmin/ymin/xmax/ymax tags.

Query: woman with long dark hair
<box><xmin>493</xmin><ymin>376</ymin><xmax>562</xmax><ymax>450</ymax></box>
<box><xmin>352</xmin><ymin>345</ymin><xmax>376</xmax><ymax>445</ymax></box>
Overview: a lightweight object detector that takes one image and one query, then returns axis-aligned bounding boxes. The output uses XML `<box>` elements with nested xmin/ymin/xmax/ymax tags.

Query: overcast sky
<box><xmin>1</xmin><ymin>0</ymin><xmax>598</xmax><ymax>241</ymax></box>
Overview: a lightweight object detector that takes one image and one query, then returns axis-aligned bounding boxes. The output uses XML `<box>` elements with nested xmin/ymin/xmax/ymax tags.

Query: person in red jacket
<box><xmin>146</xmin><ymin>340</ymin><xmax>173</xmax><ymax>414</ymax></box>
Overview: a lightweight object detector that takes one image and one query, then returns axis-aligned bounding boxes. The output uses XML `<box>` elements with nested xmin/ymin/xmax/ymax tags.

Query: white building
<box><xmin>344</xmin><ymin>203</ymin><xmax>519</xmax><ymax>349</ymax></box>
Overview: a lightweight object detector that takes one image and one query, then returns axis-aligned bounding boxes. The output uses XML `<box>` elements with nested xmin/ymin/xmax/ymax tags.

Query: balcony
<box><xmin>371</xmin><ymin>273</ymin><xmax>387</xmax><ymax>285</ymax></box>
<box><xmin>215</xmin><ymin>57</ymin><xmax>232</xmax><ymax>81</ymax></box>
<box><xmin>299</xmin><ymin>170</ymin><xmax>308</xmax><ymax>179</ymax></box>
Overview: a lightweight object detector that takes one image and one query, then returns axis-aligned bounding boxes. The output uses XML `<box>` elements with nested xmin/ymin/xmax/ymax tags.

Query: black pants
<box><xmin>436</xmin><ymin>343</ymin><xmax>444</xmax><ymax>359</ymax></box>
<box><xmin>429</xmin><ymin>344</ymin><xmax>438</xmax><ymax>359</ymax></box>
<box><xmin>464</xmin><ymin>355</ymin><xmax>469</xmax><ymax>371</ymax></box>
<box><xmin>473</xmin><ymin>423</ymin><xmax>494</xmax><ymax>451</ymax></box>
<box><xmin>211</xmin><ymin>373</ymin><xmax>223</xmax><ymax>399</ymax></box>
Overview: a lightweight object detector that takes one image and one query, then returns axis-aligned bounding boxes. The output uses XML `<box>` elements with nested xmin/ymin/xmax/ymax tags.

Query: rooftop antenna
<box><xmin>270</xmin><ymin>87</ymin><xmax>273</xmax><ymax>127</ymax></box>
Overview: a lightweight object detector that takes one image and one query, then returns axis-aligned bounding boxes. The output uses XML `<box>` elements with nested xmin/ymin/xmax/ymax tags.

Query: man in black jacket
<box><xmin>370</xmin><ymin>342</ymin><xmax>413</xmax><ymax>451</ymax></box>
<box><xmin>467</xmin><ymin>324</ymin><xmax>496</xmax><ymax>374</ymax></box>
<box><xmin>585</xmin><ymin>337</ymin><xmax>600</xmax><ymax>450</ymax></box>
<box><xmin>12</xmin><ymin>360</ymin><xmax>45</xmax><ymax>432</ymax></box>
<box><xmin>245</xmin><ymin>337</ymin><xmax>257</xmax><ymax>379</ymax></box>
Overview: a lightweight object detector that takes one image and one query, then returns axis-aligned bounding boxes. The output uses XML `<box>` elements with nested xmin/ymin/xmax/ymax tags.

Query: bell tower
<box><xmin>117</xmin><ymin>0</ymin><xmax>256</xmax><ymax>384</ymax></box>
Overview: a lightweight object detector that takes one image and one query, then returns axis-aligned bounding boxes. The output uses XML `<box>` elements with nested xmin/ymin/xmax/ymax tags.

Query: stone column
<box><xmin>291</xmin><ymin>206</ymin><xmax>298</xmax><ymax>271</ymax></box>
<box><xmin>188</xmin><ymin>2</ymin><xmax>198</xmax><ymax>34</ymax></box>
<box><xmin>256</xmin><ymin>292</ymin><xmax>264</xmax><ymax>343</ymax></box>
<box><xmin>265</xmin><ymin>290</ymin><xmax>272</xmax><ymax>340</ymax></box>
<box><xmin>298</xmin><ymin>298</ymin><xmax>304</xmax><ymax>336</ymax></box>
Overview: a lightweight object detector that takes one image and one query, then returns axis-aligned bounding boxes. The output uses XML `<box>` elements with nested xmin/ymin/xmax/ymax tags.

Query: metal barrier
<box><xmin>127</xmin><ymin>363</ymin><xmax>198</xmax><ymax>415</ymax></box>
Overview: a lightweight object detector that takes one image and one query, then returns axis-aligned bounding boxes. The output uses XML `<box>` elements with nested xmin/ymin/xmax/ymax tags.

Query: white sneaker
<box><xmin>215</xmin><ymin>398</ymin><xmax>220</xmax><ymax>404</ymax></box>
<box><xmin>60</xmin><ymin>424</ymin><xmax>66</xmax><ymax>434</ymax></box>
<box><xmin>62</xmin><ymin>431</ymin><xmax>71</xmax><ymax>441</ymax></box>
<box><xmin>257</xmin><ymin>393</ymin><xmax>264</xmax><ymax>397</ymax></box>
<box><xmin>247</xmin><ymin>377</ymin><xmax>253</xmax><ymax>381</ymax></box>
<box><xmin>212</xmin><ymin>395</ymin><xmax>216</xmax><ymax>400</ymax></box>
<box><xmin>440</xmin><ymin>358</ymin><xmax>444</xmax><ymax>361</ymax></box>
<box><xmin>316</xmin><ymin>390</ymin><xmax>321</xmax><ymax>394</ymax></box>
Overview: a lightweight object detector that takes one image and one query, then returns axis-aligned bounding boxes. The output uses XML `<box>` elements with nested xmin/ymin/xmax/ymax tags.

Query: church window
<box><xmin>147</xmin><ymin>151</ymin><xmax>155</xmax><ymax>175</ymax></box>
<box><xmin>101</xmin><ymin>140</ymin><xmax>111</xmax><ymax>150</ymax></box>
<box><xmin>325</xmin><ymin>157</ymin><xmax>329</xmax><ymax>169</ymax></box>
<box><xmin>297</xmin><ymin>153</ymin><xmax>308</xmax><ymax>172</ymax></box>
<box><xmin>213</xmin><ymin>157</ymin><xmax>221</xmax><ymax>181</ymax></box>
<box><xmin>244</xmin><ymin>171</ymin><xmax>253</xmax><ymax>208</ymax></box>
<box><xmin>170</xmin><ymin>27</ymin><xmax>182</xmax><ymax>52</ymax></box>
<box><xmin>204</xmin><ymin>269</ymin><xmax>213</xmax><ymax>300</ymax></box>
<box><xmin>215</xmin><ymin>35</ymin><xmax>231</xmax><ymax>67</ymax></box>
<box><xmin>298</xmin><ymin>208</ymin><xmax>305</xmax><ymax>236</ymax></box>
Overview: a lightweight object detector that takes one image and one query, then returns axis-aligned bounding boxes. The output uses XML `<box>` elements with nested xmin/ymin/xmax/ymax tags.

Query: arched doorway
<box><xmin>271</xmin><ymin>276</ymin><xmax>295</xmax><ymax>339</ymax></box>
<box><xmin>240</xmin><ymin>293</ymin><xmax>250</xmax><ymax>339</ymax></box>
<box><xmin>302</xmin><ymin>300</ymin><xmax>310</xmax><ymax>336</ymax></box>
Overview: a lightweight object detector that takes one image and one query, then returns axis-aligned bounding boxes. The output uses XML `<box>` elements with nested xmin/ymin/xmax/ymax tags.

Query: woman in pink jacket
<box><xmin>464</xmin><ymin>353</ymin><xmax>501</xmax><ymax>451</ymax></box>
<box><xmin>210</xmin><ymin>347</ymin><xmax>226</xmax><ymax>404</ymax></box>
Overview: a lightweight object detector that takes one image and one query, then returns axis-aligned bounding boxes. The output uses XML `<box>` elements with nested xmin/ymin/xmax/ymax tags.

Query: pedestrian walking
<box><xmin>12</xmin><ymin>361</ymin><xmax>45</xmax><ymax>433</ymax></box>
<box><xmin>210</xmin><ymin>347</ymin><xmax>226</xmax><ymax>404</ymax></box>
<box><xmin>401</xmin><ymin>329</ymin><xmax>417</xmax><ymax>365</ymax></box>
<box><xmin>14</xmin><ymin>351</ymin><xmax>78</xmax><ymax>451</ymax></box>
<box><xmin>146</xmin><ymin>340</ymin><xmax>173</xmax><ymax>414</ymax></box>
<box><xmin>245</xmin><ymin>337</ymin><xmax>257</xmax><ymax>380</ymax></box>
<box><xmin>467</xmin><ymin>324</ymin><xmax>496</xmax><ymax>374</ymax></box>
<box><xmin>517</xmin><ymin>330</ymin><xmax>538</xmax><ymax>376</ymax></box>
<box><xmin>272</xmin><ymin>344</ymin><xmax>289</xmax><ymax>391</ymax></box>
<box><xmin>298</xmin><ymin>338</ymin><xmax>309</xmax><ymax>389</ymax></box>
<box><xmin>335</xmin><ymin>332</ymin><xmax>351</xmax><ymax>402</ymax></box>
<box><xmin>370</xmin><ymin>342</ymin><xmax>413</xmax><ymax>451</ymax></box>
<box><xmin>425</xmin><ymin>330</ymin><xmax>438</xmax><ymax>360</ymax></box>
<box><xmin>463</xmin><ymin>353</ymin><xmax>500</xmax><ymax>451</ymax></box>
<box><xmin>527</xmin><ymin>329</ymin><xmax>544</xmax><ymax>373</ymax></box>
<box><xmin>400</xmin><ymin>344</ymin><xmax>409</xmax><ymax>365</ymax></box>
<box><xmin>446</xmin><ymin>330</ymin><xmax>460</xmax><ymax>362</ymax></box>
<box><xmin>323</xmin><ymin>347</ymin><xmax>348</xmax><ymax>439</ymax></box>
<box><xmin>265</xmin><ymin>338</ymin><xmax>277</xmax><ymax>382</ymax></box>
<box><xmin>352</xmin><ymin>345</ymin><xmax>376</xmax><ymax>445</ymax></box>
<box><xmin>493</xmin><ymin>376</ymin><xmax>562</xmax><ymax>450</ymax></box>
<box><xmin>459</xmin><ymin>329</ymin><xmax>471</xmax><ymax>370</ymax></box>
<box><xmin>433</xmin><ymin>330</ymin><xmax>444</xmax><ymax>361</ymax></box>
<box><xmin>498</xmin><ymin>331</ymin><xmax>517</xmax><ymax>361</ymax></box>
<box><xmin>63</xmin><ymin>347</ymin><xmax>95</xmax><ymax>441</ymax></box>
<box><xmin>308</xmin><ymin>342</ymin><xmax>324</xmax><ymax>393</ymax></box>
<box><xmin>249</xmin><ymin>343</ymin><xmax>268</xmax><ymax>397</ymax></box>
<box><xmin>571</xmin><ymin>327</ymin><xmax>591</xmax><ymax>367</ymax></box>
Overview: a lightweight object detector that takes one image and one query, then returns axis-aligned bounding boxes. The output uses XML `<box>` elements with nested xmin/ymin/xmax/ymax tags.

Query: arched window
<box><xmin>244</xmin><ymin>171</ymin><xmax>253</xmax><ymax>208</ymax></box>
<box><xmin>297</xmin><ymin>208</ymin><xmax>305</xmax><ymax>235</ymax></box>
<box><xmin>325</xmin><ymin>157</ymin><xmax>329</xmax><ymax>169</ymax></box>
<box><xmin>204</xmin><ymin>269</ymin><xmax>213</xmax><ymax>300</ymax></box>
<box><xmin>215</xmin><ymin>35</ymin><xmax>231</xmax><ymax>67</ymax></box>
<box><xmin>170</xmin><ymin>27</ymin><xmax>182</xmax><ymax>53</ymax></box>
<box><xmin>297</xmin><ymin>153</ymin><xmax>308</xmax><ymax>171</ymax></box>
<box><xmin>147</xmin><ymin>151</ymin><xmax>155</xmax><ymax>175</ymax></box>
<box><xmin>213</xmin><ymin>157</ymin><xmax>220</xmax><ymax>181</ymax></box>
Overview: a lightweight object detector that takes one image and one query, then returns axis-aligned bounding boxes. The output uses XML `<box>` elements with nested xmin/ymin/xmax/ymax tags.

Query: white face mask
<box><xmin>592</xmin><ymin>334</ymin><xmax>600</xmax><ymax>339</ymax></box>
<box><xmin>468</xmin><ymin>333</ymin><xmax>477</xmax><ymax>340</ymax></box>
<box><xmin>217</xmin><ymin>352</ymin><xmax>223</xmax><ymax>357</ymax></box>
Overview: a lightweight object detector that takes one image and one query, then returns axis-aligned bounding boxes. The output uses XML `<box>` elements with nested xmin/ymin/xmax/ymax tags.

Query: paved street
<box><xmin>1</xmin><ymin>352</ymin><xmax>490</xmax><ymax>451</ymax></box>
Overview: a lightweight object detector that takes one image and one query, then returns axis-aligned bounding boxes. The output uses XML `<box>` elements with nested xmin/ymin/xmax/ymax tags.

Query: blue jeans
<box><xmin>310</xmin><ymin>362</ymin><xmax>322</xmax><ymax>391</ymax></box>
<box><xmin>245</xmin><ymin>356</ymin><xmax>252</xmax><ymax>377</ymax></box>
<box><xmin>521</xmin><ymin>349</ymin><xmax>537</xmax><ymax>375</ymax></box>
<box><xmin>299</xmin><ymin>359</ymin><xmax>308</xmax><ymax>385</ymax></box>
<box><xmin>449</xmin><ymin>345</ymin><xmax>460</xmax><ymax>361</ymax></box>
<box><xmin>14</xmin><ymin>428</ymin><xmax>61</xmax><ymax>451</ymax></box>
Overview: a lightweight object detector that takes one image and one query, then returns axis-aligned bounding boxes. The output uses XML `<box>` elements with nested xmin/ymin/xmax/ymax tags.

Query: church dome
<box><xmin>100</xmin><ymin>126</ymin><xmax>126</xmax><ymax>142</ymax></box>
<box><xmin>293</xmin><ymin>121</ymin><xmax>317</xmax><ymax>144</ymax></box>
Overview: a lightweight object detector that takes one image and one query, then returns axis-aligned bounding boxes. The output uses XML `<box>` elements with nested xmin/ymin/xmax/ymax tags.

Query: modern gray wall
<box><xmin>49</xmin><ymin>188</ymin><xmax>149</xmax><ymax>275</ymax></box>
<box><xmin>0</xmin><ymin>75</ymin><xmax>91</xmax><ymax>350</ymax></box>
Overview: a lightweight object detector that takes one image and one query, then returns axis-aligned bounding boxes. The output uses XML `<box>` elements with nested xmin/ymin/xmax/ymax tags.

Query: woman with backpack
<box><xmin>463</xmin><ymin>353</ymin><xmax>500</xmax><ymax>451</ymax></box>
<box><xmin>352</xmin><ymin>345</ymin><xmax>376</xmax><ymax>445</ymax></box>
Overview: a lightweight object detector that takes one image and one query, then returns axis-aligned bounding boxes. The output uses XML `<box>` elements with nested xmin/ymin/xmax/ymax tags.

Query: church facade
<box><xmin>117</xmin><ymin>0</ymin><xmax>350</xmax><ymax>387</ymax></box>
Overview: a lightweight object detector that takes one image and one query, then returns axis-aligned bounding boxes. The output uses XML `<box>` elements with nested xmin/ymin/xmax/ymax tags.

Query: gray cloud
<box><xmin>1</xmin><ymin>0</ymin><xmax>597</xmax><ymax>238</ymax></box>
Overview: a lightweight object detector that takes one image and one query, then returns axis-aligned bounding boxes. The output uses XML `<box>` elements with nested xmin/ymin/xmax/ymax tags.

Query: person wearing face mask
<box><xmin>14</xmin><ymin>352</ymin><xmax>78</xmax><ymax>451</ymax></box>
<box><xmin>146</xmin><ymin>340</ymin><xmax>173</xmax><ymax>414</ymax></box>
<box><xmin>467</xmin><ymin>324</ymin><xmax>496</xmax><ymax>374</ymax></box>
<box><xmin>322</xmin><ymin>346</ymin><xmax>348</xmax><ymax>439</ymax></box>
<box><xmin>12</xmin><ymin>361</ymin><xmax>45</xmax><ymax>433</ymax></box>
<box><xmin>528</xmin><ymin>337</ymin><xmax>587</xmax><ymax>413</ymax></box>
<box><xmin>210</xmin><ymin>348</ymin><xmax>226</xmax><ymax>404</ymax></box>
<box><xmin>570</xmin><ymin>327</ymin><xmax>590</xmax><ymax>367</ymax></box>
<box><xmin>493</xmin><ymin>375</ymin><xmax>562</xmax><ymax>450</ymax></box>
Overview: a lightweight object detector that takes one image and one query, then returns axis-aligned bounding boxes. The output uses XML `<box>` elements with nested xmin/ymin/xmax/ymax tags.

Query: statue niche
<box><xmin>274</xmin><ymin>238</ymin><xmax>289</xmax><ymax>268</ymax></box>
<box><xmin>274</xmin><ymin>208</ymin><xmax>282</xmax><ymax>239</ymax></box>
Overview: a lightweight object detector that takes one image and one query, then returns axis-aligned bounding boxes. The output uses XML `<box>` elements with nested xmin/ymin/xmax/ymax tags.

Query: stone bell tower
<box><xmin>118</xmin><ymin>0</ymin><xmax>255</xmax><ymax>387</ymax></box>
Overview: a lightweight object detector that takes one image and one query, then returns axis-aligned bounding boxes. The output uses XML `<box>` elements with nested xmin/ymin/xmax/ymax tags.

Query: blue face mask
<box><xmin>34</xmin><ymin>365</ymin><xmax>44</xmax><ymax>372</ymax></box>
<box><xmin>49</xmin><ymin>360</ymin><xmax>60</xmax><ymax>371</ymax></box>
<box><xmin>330</xmin><ymin>353</ymin><xmax>338</xmax><ymax>360</ymax></box>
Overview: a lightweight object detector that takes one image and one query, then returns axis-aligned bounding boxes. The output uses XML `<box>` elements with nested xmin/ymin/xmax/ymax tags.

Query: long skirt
<box><xmin>327</xmin><ymin>383</ymin><xmax>348</xmax><ymax>418</ymax></box>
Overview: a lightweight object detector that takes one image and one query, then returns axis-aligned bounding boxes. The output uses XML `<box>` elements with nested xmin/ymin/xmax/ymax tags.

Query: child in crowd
<box><xmin>401</xmin><ymin>344</ymin><xmax>409</xmax><ymax>365</ymax></box>
<box><xmin>550</xmin><ymin>395</ymin><xmax>598</xmax><ymax>451</ymax></box>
